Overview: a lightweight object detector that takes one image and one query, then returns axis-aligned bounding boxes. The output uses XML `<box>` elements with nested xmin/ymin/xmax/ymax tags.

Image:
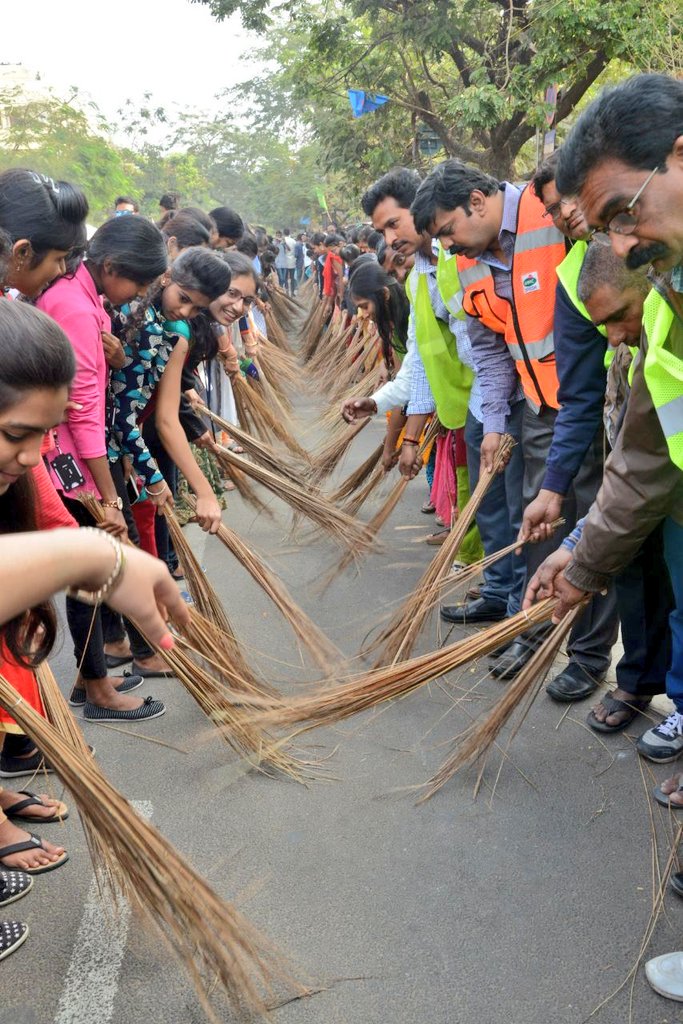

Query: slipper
<box><xmin>0</xmin><ymin>834</ymin><xmax>69</xmax><ymax>875</ymax></box>
<box><xmin>104</xmin><ymin>653</ymin><xmax>133</xmax><ymax>669</ymax></box>
<box><xmin>587</xmin><ymin>693</ymin><xmax>652</xmax><ymax>733</ymax></box>
<box><xmin>653</xmin><ymin>782</ymin><xmax>683</xmax><ymax>808</ymax></box>
<box><xmin>421</xmin><ymin>500</ymin><xmax>436</xmax><ymax>514</ymax></box>
<box><xmin>3</xmin><ymin>791</ymin><xmax>69</xmax><ymax>824</ymax></box>
<box><xmin>426</xmin><ymin>528</ymin><xmax>449</xmax><ymax>546</ymax></box>
<box><xmin>0</xmin><ymin>870</ymin><xmax>33</xmax><ymax>908</ymax></box>
<box><xmin>125</xmin><ymin>662</ymin><xmax>175</xmax><ymax>680</ymax></box>
<box><xmin>170</xmin><ymin>569</ymin><xmax>185</xmax><ymax>582</ymax></box>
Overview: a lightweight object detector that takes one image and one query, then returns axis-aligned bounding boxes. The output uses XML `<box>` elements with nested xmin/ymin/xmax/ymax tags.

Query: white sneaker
<box><xmin>637</xmin><ymin>711</ymin><xmax>683</xmax><ymax>763</ymax></box>
<box><xmin>645</xmin><ymin>951</ymin><xmax>683</xmax><ymax>1001</ymax></box>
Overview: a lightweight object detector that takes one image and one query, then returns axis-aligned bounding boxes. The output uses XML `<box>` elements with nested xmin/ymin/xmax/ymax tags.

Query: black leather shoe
<box><xmin>490</xmin><ymin>639</ymin><xmax>537</xmax><ymax>680</ymax></box>
<box><xmin>545</xmin><ymin>661</ymin><xmax>604</xmax><ymax>702</ymax></box>
<box><xmin>440</xmin><ymin>597</ymin><xmax>507</xmax><ymax>624</ymax></box>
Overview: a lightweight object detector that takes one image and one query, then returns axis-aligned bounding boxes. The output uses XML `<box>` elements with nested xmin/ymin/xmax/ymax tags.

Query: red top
<box><xmin>322</xmin><ymin>252</ymin><xmax>342</xmax><ymax>298</ymax></box>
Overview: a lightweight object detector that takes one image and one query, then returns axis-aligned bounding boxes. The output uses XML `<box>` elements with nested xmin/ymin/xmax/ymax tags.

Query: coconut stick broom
<box><xmin>371</xmin><ymin>435</ymin><xmax>516</xmax><ymax>666</ymax></box>
<box><xmin>221</xmin><ymin>458</ymin><xmax>274</xmax><ymax>519</ymax></box>
<box><xmin>231</xmin><ymin>374</ymin><xmax>309</xmax><ymax>462</ymax></box>
<box><xmin>242</xmin><ymin>599</ymin><xmax>557</xmax><ymax>735</ymax></box>
<box><xmin>183</xmin><ymin>493</ymin><xmax>343</xmax><ymax>674</ymax></box>
<box><xmin>0</xmin><ymin>674</ymin><xmax>301</xmax><ymax>1019</ymax></box>
<box><xmin>212</xmin><ymin>443</ymin><xmax>376</xmax><ymax>553</ymax></box>
<box><xmin>254</xmin><ymin>336</ymin><xmax>300</xmax><ymax>392</ymax></box>
<box><xmin>418</xmin><ymin>607</ymin><xmax>580</xmax><ymax>802</ymax></box>
<box><xmin>329</xmin><ymin>442</ymin><xmax>385</xmax><ymax>503</ymax></box>
<box><xmin>245</xmin><ymin>365</ymin><xmax>293</xmax><ymax>424</ymax></box>
<box><xmin>264</xmin><ymin>306</ymin><xmax>294</xmax><ymax>354</ymax></box>
<box><xmin>307</xmin><ymin>417</ymin><xmax>372</xmax><ymax>484</ymax></box>
<box><xmin>162</xmin><ymin>507</ymin><xmax>235</xmax><ymax>636</ymax></box>
<box><xmin>200</xmin><ymin>405</ymin><xmax>309</xmax><ymax>485</ymax></box>
<box><xmin>298</xmin><ymin>303</ymin><xmax>328</xmax><ymax>363</ymax></box>
<box><xmin>341</xmin><ymin>462</ymin><xmax>389</xmax><ymax>518</ymax></box>
<box><xmin>252</xmin><ymin>352</ymin><xmax>293</xmax><ymax>413</ymax></box>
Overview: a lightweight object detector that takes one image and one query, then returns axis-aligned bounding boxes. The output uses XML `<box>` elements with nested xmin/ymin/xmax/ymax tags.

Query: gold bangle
<box><xmin>65</xmin><ymin>528</ymin><xmax>126</xmax><ymax>606</ymax></box>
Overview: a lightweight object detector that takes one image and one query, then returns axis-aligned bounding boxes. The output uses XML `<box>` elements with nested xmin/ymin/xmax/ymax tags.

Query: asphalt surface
<box><xmin>1</xmin><ymin>391</ymin><xmax>681</xmax><ymax>1024</ymax></box>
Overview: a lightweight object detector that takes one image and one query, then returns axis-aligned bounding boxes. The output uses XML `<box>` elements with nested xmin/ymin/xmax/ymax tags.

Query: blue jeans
<box><xmin>464</xmin><ymin>402</ymin><xmax>526</xmax><ymax>615</ymax></box>
<box><xmin>664</xmin><ymin>518</ymin><xmax>683</xmax><ymax>712</ymax></box>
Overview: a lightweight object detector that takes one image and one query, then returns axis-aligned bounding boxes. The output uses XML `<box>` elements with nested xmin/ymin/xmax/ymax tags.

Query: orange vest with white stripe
<box><xmin>456</xmin><ymin>185</ymin><xmax>566</xmax><ymax>412</ymax></box>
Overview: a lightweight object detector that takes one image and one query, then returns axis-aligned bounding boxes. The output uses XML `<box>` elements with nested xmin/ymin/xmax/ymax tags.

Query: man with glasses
<box><xmin>411</xmin><ymin>161</ymin><xmax>616</xmax><ymax>687</ymax></box>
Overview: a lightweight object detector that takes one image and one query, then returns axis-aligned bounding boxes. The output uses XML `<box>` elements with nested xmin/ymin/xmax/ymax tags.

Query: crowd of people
<box><xmin>0</xmin><ymin>70</ymin><xmax>680</xmax><ymax>1004</ymax></box>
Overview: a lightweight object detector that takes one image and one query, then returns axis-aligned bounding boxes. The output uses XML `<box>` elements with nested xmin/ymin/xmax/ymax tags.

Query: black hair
<box><xmin>0</xmin><ymin>300</ymin><xmax>76</xmax><ymax>666</ymax></box>
<box><xmin>411</xmin><ymin>159</ymin><xmax>500</xmax><ymax>233</ymax></box>
<box><xmin>348</xmin><ymin>261</ymin><xmax>409</xmax><ymax>371</ymax></box>
<box><xmin>376</xmin><ymin>238</ymin><xmax>388</xmax><ymax>265</ymax></box>
<box><xmin>530</xmin><ymin>150</ymin><xmax>561</xmax><ymax>202</ymax></box>
<box><xmin>209</xmin><ymin>206</ymin><xmax>245</xmax><ymax>242</ymax></box>
<box><xmin>171</xmin><ymin>246</ymin><xmax>232</xmax><ymax>301</ymax></box>
<box><xmin>557</xmin><ymin>74</ymin><xmax>683</xmax><ymax>197</ymax></box>
<box><xmin>366</xmin><ymin>230</ymin><xmax>382</xmax><ymax>251</ymax></box>
<box><xmin>0</xmin><ymin>227</ymin><xmax>12</xmax><ymax>285</ymax></box>
<box><xmin>161</xmin><ymin>211</ymin><xmax>210</xmax><ymax>249</ymax></box>
<box><xmin>310</xmin><ymin>231</ymin><xmax>325</xmax><ymax>245</ymax></box>
<box><xmin>159</xmin><ymin>191</ymin><xmax>180</xmax><ymax>211</ymax></box>
<box><xmin>361</xmin><ymin>167</ymin><xmax>422</xmax><ymax>217</ymax></box>
<box><xmin>0</xmin><ymin>169</ymin><xmax>88</xmax><ymax>261</ymax></box>
<box><xmin>340</xmin><ymin>243</ymin><xmax>361</xmax><ymax>266</ymax></box>
<box><xmin>115</xmin><ymin>195</ymin><xmax>139</xmax><ymax>211</ymax></box>
<box><xmin>577</xmin><ymin>240</ymin><xmax>650</xmax><ymax>304</ymax></box>
<box><xmin>215</xmin><ymin>249</ymin><xmax>257</xmax><ymax>282</ymax></box>
<box><xmin>178</xmin><ymin>206</ymin><xmax>217</xmax><ymax>236</ymax></box>
<box><xmin>324</xmin><ymin>234</ymin><xmax>342</xmax><ymax>247</ymax></box>
<box><xmin>259</xmin><ymin>249</ymin><xmax>276</xmax><ymax>272</ymax></box>
<box><xmin>236</xmin><ymin>234</ymin><xmax>258</xmax><ymax>259</ymax></box>
<box><xmin>87</xmin><ymin>216</ymin><xmax>168</xmax><ymax>285</ymax></box>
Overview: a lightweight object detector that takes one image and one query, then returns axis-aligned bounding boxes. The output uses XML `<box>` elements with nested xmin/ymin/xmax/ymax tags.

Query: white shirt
<box><xmin>370</xmin><ymin>333</ymin><xmax>416</xmax><ymax>414</ymax></box>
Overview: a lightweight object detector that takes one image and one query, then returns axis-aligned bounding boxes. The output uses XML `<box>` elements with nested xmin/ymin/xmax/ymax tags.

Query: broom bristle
<box><xmin>163</xmin><ymin>508</ymin><xmax>234</xmax><ymax>636</ymax></box>
<box><xmin>220</xmin><ymin>457</ymin><xmax>274</xmax><ymax>519</ymax></box>
<box><xmin>213</xmin><ymin>444</ymin><xmax>377</xmax><ymax>553</ymax></box>
<box><xmin>183</xmin><ymin>493</ymin><xmax>344</xmax><ymax>675</ymax></box>
<box><xmin>418</xmin><ymin>608</ymin><xmax>580</xmax><ymax>801</ymax></box>
<box><xmin>0</xmin><ymin>674</ymin><xmax>302</xmax><ymax>1018</ymax></box>
<box><xmin>242</xmin><ymin>600</ymin><xmax>558</xmax><ymax>735</ymax></box>
<box><xmin>329</xmin><ymin>442</ymin><xmax>385</xmax><ymax>503</ymax></box>
<box><xmin>308</xmin><ymin>417</ymin><xmax>371</xmax><ymax>484</ymax></box>
<box><xmin>232</xmin><ymin>374</ymin><xmax>309</xmax><ymax>462</ymax></box>
<box><xmin>372</xmin><ymin>435</ymin><xmax>516</xmax><ymax>666</ymax></box>
<box><xmin>200</xmin><ymin>405</ymin><xmax>309</xmax><ymax>485</ymax></box>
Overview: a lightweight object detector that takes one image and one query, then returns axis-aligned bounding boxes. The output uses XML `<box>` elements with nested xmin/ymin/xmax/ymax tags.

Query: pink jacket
<box><xmin>37</xmin><ymin>264</ymin><xmax>110</xmax><ymax>498</ymax></box>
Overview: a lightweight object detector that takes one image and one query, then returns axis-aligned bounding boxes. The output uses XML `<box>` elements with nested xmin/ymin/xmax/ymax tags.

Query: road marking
<box><xmin>54</xmin><ymin>800</ymin><xmax>152</xmax><ymax>1024</ymax></box>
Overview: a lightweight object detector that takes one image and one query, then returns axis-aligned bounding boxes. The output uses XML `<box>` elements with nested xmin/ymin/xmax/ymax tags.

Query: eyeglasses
<box><xmin>543</xmin><ymin>196</ymin><xmax>575</xmax><ymax>220</ymax></box>
<box><xmin>225</xmin><ymin>288</ymin><xmax>254</xmax><ymax>307</ymax></box>
<box><xmin>604</xmin><ymin>166</ymin><xmax>660</xmax><ymax>236</ymax></box>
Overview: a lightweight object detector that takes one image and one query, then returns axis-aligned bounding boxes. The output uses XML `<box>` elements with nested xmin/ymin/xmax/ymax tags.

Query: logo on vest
<box><xmin>521</xmin><ymin>271</ymin><xmax>541</xmax><ymax>293</ymax></box>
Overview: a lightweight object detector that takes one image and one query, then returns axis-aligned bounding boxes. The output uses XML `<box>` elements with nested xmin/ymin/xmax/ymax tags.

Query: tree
<box><xmin>195</xmin><ymin>0</ymin><xmax>683</xmax><ymax>179</ymax></box>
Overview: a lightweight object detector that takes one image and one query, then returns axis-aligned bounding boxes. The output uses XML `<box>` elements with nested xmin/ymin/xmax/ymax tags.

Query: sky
<box><xmin>4</xmin><ymin>0</ymin><xmax>263</xmax><ymax>139</ymax></box>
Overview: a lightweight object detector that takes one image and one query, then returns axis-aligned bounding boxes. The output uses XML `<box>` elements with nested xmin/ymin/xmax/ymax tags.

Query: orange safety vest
<box><xmin>456</xmin><ymin>186</ymin><xmax>566</xmax><ymax>412</ymax></box>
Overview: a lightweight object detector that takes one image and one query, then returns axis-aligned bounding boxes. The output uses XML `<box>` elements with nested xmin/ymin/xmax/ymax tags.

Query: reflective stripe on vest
<box><xmin>642</xmin><ymin>289</ymin><xmax>683</xmax><ymax>470</ymax></box>
<box><xmin>457</xmin><ymin>186</ymin><xmax>565</xmax><ymax>410</ymax></box>
<box><xmin>435</xmin><ymin>244</ymin><xmax>465</xmax><ymax>319</ymax></box>
<box><xmin>406</xmin><ymin>266</ymin><xmax>473</xmax><ymax>430</ymax></box>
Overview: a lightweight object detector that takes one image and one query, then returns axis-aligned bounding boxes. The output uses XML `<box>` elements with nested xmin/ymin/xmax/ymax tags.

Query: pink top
<box><xmin>37</xmin><ymin>263</ymin><xmax>110</xmax><ymax>498</ymax></box>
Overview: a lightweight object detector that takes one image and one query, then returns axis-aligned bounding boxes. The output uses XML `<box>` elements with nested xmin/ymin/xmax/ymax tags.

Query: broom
<box><xmin>418</xmin><ymin>607</ymin><xmax>580</xmax><ymax>802</ymax></box>
<box><xmin>252</xmin><ymin>352</ymin><xmax>293</xmax><ymax>414</ymax></box>
<box><xmin>35</xmin><ymin>662</ymin><xmax>121</xmax><ymax>892</ymax></box>
<box><xmin>0</xmin><ymin>674</ymin><xmax>301</xmax><ymax>1019</ymax></box>
<box><xmin>371</xmin><ymin>435</ymin><xmax>516</xmax><ymax>666</ymax></box>
<box><xmin>298</xmin><ymin>302</ymin><xmax>328</xmax><ymax>363</ymax></box>
<box><xmin>220</xmin><ymin>457</ymin><xmax>274</xmax><ymax>519</ymax></box>
<box><xmin>213</xmin><ymin>443</ymin><xmax>376</xmax><ymax>553</ymax></box>
<box><xmin>245</xmin><ymin>364</ymin><xmax>293</xmax><ymax>425</ymax></box>
<box><xmin>329</xmin><ymin>442</ymin><xmax>385</xmax><ymax>503</ymax></box>
<box><xmin>200</xmin><ymin>405</ymin><xmax>309</xmax><ymax>486</ymax></box>
<box><xmin>341</xmin><ymin>462</ymin><xmax>389</xmax><ymax>518</ymax></box>
<box><xmin>231</xmin><ymin>374</ymin><xmax>309</xmax><ymax>462</ymax></box>
<box><xmin>163</xmin><ymin>507</ymin><xmax>234</xmax><ymax>636</ymax></box>
<box><xmin>307</xmin><ymin>417</ymin><xmax>372</xmax><ymax>484</ymax></box>
<box><xmin>317</xmin><ymin>364</ymin><xmax>384</xmax><ymax>436</ymax></box>
<box><xmin>263</xmin><ymin>306</ymin><xmax>293</xmax><ymax>354</ymax></box>
<box><xmin>306</xmin><ymin>318</ymin><xmax>357</xmax><ymax>381</ymax></box>
<box><xmin>254</xmin><ymin>334</ymin><xmax>300</xmax><ymax>390</ymax></box>
<box><xmin>242</xmin><ymin>600</ymin><xmax>558</xmax><ymax>734</ymax></box>
<box><xmin>183</xmin><ymin>493</ymin><xmax>344</xmax><ymax>675</ymax></box>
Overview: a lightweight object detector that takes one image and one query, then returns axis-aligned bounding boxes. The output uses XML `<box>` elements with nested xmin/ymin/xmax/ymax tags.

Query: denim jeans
<box><xmin>664</xmin><ymin>518</ymin><xmax>683</xmax><ymax>713</ymax></box>
<box><xmin>465</xmin><ymin>401</ymin><xmax>526</xmax><ymax>615</ymax></box>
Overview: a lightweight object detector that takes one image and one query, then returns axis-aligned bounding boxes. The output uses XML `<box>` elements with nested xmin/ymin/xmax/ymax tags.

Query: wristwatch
<box><xmin>101</xmin><ymin>497</ymin><xmax>123</xmax><ymax>510</ymax></box>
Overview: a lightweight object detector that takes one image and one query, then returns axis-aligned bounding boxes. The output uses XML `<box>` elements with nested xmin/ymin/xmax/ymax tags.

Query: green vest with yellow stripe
<box><xmin>405</xmin><ymin>259</ymin><xmax>473</xmax><ymax>430</ymax></box>
<box><xmin>641</xmin><ymin>288</ymin><xmax>683</xmax><ymax>471</ymax></box>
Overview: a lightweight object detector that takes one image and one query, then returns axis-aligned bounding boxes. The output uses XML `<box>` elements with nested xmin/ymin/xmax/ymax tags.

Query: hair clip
<box><xmin>29</xmin><ymin>171</ymin><xmax>60</xmax><ymax>195</ymax></box>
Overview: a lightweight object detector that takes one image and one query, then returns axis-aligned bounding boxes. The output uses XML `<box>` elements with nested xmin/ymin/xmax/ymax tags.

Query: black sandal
<box><xmin>587</xmin><ymin>693</ymin><xmax>652</xmax><ymax>733</ymax></box>
<box><xmin>3</xmin><ymin>791</ymin><xmax>69</xmax><ymax>824</ymax></box>
<box><xmin>0</xmin><ymin>834</ymin><xmax>69</xmax><ymax>874</ymax></box>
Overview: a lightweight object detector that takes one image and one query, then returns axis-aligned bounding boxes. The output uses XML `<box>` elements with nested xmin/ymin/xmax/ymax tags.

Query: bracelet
<box><xmin>402</xmin><ymin>437</ymin><xmax>420</xmax><ymax>446</ymax></box>
<box><xmin>65</xmin><ymin>528</ymin><xmax>126</xmax><ymax>607</ymax></box>
<box><xmin>145</xmin><ymin>484</ymin><xmax>166</xmax><ymax>496</ymax></box>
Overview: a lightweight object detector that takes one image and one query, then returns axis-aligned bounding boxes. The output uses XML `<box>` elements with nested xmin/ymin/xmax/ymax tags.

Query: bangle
<box><xmin>402</xmin><ymin>437</ymin><xmax>420</xmax><ymax>446</ymax></box>
<box><xmin>145</xmin><ymin>484</ymin><xmax>166</xmax><ymax>496</ymax></box>
<box><xmin>66</xmin><ymin>528</ymin><xmax>125</xmax><ymax>606</ymax></box>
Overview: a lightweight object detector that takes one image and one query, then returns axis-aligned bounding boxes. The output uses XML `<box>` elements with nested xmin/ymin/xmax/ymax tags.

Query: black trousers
<box><xmin>142</xmin><ymin>416</ymin><xmax>178</xmax><ymax>573</ymax></box>
<box><xmin>521</xmin><ymin>405</ymin><xmax>619</xmax><ymax>676</ymax></box>
<box><xmin>61</xmin><ymin>461</ymin><xmax>153</xmax><ymax>679</ymax></box>
<box><xmin>613</xmin><ymin>522</ymin><xmax>673</xmax><ymax>697</ymax></box>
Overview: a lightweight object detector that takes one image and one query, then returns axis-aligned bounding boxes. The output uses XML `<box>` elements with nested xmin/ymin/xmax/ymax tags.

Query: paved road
<box><xmin>1</xmin><ymin>396</ymin><xmax>679</xmax><ymax>1024</ymax></box>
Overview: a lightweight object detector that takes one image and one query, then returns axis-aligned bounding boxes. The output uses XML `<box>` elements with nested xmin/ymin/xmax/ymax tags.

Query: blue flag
<box><xmin>347</xmin><ymin>89</ymin><xmax>389</xmax><ymax>118</ymax></box>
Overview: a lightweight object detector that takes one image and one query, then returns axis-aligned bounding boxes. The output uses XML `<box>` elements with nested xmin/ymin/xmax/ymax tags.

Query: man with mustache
<box><xmin>411</xmin><ymin>161</ymin><xmax>616</xmax><ymax>687</ymax></box>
